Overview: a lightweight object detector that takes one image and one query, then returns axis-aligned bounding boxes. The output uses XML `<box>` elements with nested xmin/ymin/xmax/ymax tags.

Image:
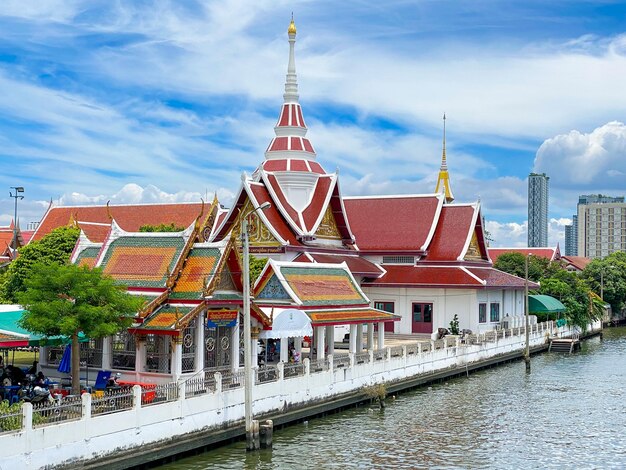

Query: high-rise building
<box><xmin>564</xmin><ymin>216</ymin><xmax>577</xmax><ymax>256</ymax></box>
<box><xmin>527</xmin><ymin>173</ymin><xmax>549</xmax><ymax>247</ymax></box>
<box><xmin>576</xmin><ymin>194</ymin><xmax>626</xmax><ymax>258</ymax></box>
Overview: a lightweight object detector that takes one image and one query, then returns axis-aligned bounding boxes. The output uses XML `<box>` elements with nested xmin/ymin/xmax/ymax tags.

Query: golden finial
<box><xmin>288</xmin><ymin>13</ymin><xmax>296</xmax><ymax>35</ymax></box>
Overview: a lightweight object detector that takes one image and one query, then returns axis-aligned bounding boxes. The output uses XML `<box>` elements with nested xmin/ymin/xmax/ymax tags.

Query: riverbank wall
<box><xmin>0</xmin><ymin>320</ymin><xmax>601</xmax><ymax>469</ymax></box>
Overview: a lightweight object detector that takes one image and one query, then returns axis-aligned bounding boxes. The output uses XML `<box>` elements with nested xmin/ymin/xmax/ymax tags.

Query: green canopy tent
<box><xmin>0</xmin><ymin>308</ymin><xmax>88</xmax><ymax>348</ymax></box>
<box><xmin>528</xmin><ymin>295</ymin><xmax>566</xmax><ymax>322</ymax></box>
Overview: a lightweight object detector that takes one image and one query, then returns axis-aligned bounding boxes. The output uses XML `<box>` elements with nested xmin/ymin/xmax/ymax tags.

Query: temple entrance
<box><xmin>204</xmin><ymin>325</ymin><xmax>233</xmax><ymax>370</ymax></box>
<box><xmin>411</xmin><ymin>303</ymin><xmax>433</xmax><ymax>334</ymax></box>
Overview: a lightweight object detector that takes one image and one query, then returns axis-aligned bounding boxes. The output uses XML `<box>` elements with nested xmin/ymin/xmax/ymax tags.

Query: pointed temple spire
<box><xmin>264</xmin><ymin>16</ymin><xmax>317</xmax><ymax>162</ymax></box>
<box><xmin>435</xmin><ymin>113</ymin><xmax>455</xmax><ymax>204</ymax></box>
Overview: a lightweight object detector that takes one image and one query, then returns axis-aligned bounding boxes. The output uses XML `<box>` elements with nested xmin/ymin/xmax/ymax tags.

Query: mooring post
<box><xmin>259</xmin><ymin>419</ymin><xmax>274</xmax><ymax>448</ymax></box>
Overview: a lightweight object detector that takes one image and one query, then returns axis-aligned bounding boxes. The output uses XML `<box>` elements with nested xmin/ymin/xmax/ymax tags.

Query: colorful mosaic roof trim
<box><xmin>75</xmin><ymin>246</ymin><xmax>101</xmax><ymax>268</ymax></box>
<box><xmin>170</xmin><ymin>247</ymin><xmax>222</xmax><ymax>300</ymax></box>
<box><xmin>281</xmin><ymin>266</ymin><xmax>367</xmax><ymax>306</ymax></box>
<box><xmin>306</xmin><ymin>307</ymin><xmax>399</xmax><ymax>326</ymax></box>
<box><xmin>140</xmin><ymin>306</ymin><xmax>194</xmax><ymax>331</ymax></box>
<box><xmin>100</xmin><ymin>236</ymin><xmax>186</xmax><ymax>288</ymax></box>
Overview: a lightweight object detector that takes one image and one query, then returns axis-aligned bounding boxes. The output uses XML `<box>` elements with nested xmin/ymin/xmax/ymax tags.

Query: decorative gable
<box><xmin>314</xmin><ymin>206</ymin><xmax>342</xmax><ymax>240</ymax></box>
<box><xmin>464</xmin><ymin>232</ymin><xmax>483</xmax><ymax>261</ymax></box>
<box><xmin>256</xmin><ymin>274</ymin><xmax>291</xmax><ymax>300</ymax></box>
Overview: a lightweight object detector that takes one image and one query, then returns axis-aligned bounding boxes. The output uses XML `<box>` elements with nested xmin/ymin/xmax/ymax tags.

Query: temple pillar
<box><xmin>367</xmin><ymin>323</ymin><xmax>374</xmax><ymax>350</ymax></box>
<box><xmin>315</xmin><ymin>326</ymin><xmax>326</xmax><ymax>360</ymax></box>
<box><xmin>232</xmin><ymin>319</ymin><xmax>240</xmax><ymax>370</ymax></box>
<box><xmin>325</xmin><ymin>325</ymin><xmax>334</xmax><ymax>356</ymax></box>
<box><xmin>135</xmin><ymin>338</ymin><xmax>146</xmax><ymax>376</ymax></box>
<box><xmin>195</xmin><ymin>314</ymin><xmax>204</xmax><ymax>373</ymax></box>
<box><xmin>377</xmin><ymin>322</ymin><xmax>385</xmax><ymax>350</ymax></box>
<box><xmin>251</xmin><ymin>327</ymin><xmax>260</xmax><ymax>368</ymax></box>
<box><xmin>171</xmin><ymin>340</ymin><xmax>182</xmax><ymax>381</ymax></box>
<box><xmin>356</xmin><ymin>324</ymin><xmax>364</xmax><ymax>352</ymax></box>
<box><xmin>280</xmin><ymin>338</ymin><xmax>289</xmax><ymax>363</ymax></box>
<box><xmin>349</xmin><ymin>324</ymin><xmax>358</xmax><ymax>354</ymax></box>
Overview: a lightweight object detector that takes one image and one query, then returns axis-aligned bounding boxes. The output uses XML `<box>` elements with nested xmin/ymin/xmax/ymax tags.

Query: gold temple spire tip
<box><xmin>288</xmin><ymin>14</ymin><xmax>297</xmax><ymax>35</ymax></box>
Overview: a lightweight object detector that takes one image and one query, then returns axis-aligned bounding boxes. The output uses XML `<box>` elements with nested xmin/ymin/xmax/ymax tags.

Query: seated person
<box><xmin>34</xmin><ymin>371</ymin><xmax>47</xmax><ymax>387</ymax></box>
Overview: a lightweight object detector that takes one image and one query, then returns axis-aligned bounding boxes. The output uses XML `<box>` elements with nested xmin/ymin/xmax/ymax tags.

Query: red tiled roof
<box><xmin>293</xmin><ymin>252</ymin><xmax>384</xmax><ymax>278</ymax></box>
<box><xmin>424</xmin><ymin>204</ymin><xmax>482</xmax><ymax>261</ymax></box>
<box><xmin>465</xmin><ymin>267</ymin><xmax>538</xmax><ymax>289</ymax></box>
<box><xmin>77</xmin><ymin>222</ymin><xmax>111</xmax><ymax>243</ymax></box>
<box><xmin>344</xmin><ymin>195</ymin><xmax>443</xmax><ymax>252</ymax></box>
<box><xmin>260</xmin><ymin>158</ymin><xmax>326</xmax><ymax>174</ymax></box>
<box><xmin>489</xmin><ymin>247</ymin><xmax>558</xmax><ymax>264</ymax></box>
<box><xmin>0</xmin><ymin>230</ymin><xmax>14</xmax><ymax>255</ymax></box>
<box><xmin>31</xmin><ymin>202</ymin><xmax>204</xmax><ymax>242</ymax></box>
<box><xmin>21</xmin><ymin>230</ymin><xmax>34</xmax><ymax>244</ymax></box>
<box><xmin>560</xmin><ymin>256</ymin><xmax>591</xmax><ymax>271</ymax></box>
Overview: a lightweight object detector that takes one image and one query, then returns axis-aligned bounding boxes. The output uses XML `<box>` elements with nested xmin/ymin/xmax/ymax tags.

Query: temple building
<box><xmin>35</xmin><ymin>19</ymin><xmax>532</xmax><ymax>383</ymax></box>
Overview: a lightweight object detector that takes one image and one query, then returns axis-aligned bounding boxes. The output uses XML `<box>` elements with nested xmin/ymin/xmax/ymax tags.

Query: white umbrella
<box><xmin>258</xmin><ymin>309</ymin><xmax>312</xmax><ymax>339</ymax></box>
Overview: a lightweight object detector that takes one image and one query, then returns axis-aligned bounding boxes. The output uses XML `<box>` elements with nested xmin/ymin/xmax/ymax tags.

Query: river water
<box><xmin>161</xmin><ymin>328</ymin><xmax>626</xmax><ymax>469</ymax></box>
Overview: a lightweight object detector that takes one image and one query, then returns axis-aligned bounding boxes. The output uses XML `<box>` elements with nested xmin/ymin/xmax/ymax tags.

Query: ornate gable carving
<box><xmin>256</xmin><ymin>274</ymin><xmax>291</xmax><ymax>300</ymax></box>
<box><xmin>232</xmin><ymin>200</ymin><xmax>282</xmax><ymax>247</ymax></box>
<box><xmin>465</xmin><ymin>231</ymin><xmax>483</xmax><ymax>261</ymax></box>
<box><xmin>315</xmin><ymin>206</ymin><xmax>341</xmax><ymax>240</ymax></box>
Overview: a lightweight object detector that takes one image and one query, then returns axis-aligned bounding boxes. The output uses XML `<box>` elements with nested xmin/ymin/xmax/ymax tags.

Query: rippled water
<box><xmin>161</xmin><ymin>328</ymin><xmax>626</xmax><ymax>469</ymax></box>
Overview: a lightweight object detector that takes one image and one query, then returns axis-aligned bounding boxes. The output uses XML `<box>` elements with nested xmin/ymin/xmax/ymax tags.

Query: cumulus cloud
<box><xmin>534</xmin><ymin>121</ymin><xmax>626</xmax><ymax>190</ymax></box>
<box><xmin>486</xmin><ymin>217</ymin><xmax>572</xmax><ymax>248</ymax></box>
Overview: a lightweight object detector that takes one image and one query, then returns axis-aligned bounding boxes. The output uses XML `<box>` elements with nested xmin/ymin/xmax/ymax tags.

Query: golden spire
<box><xmin>435</xmin><ymin>113</ymin><xmax>455</xmax><ymax>204</ymax></box>
<box><xmin>288</xmin><ymin>13</ymin><xmax>296</xmax><ymax>35</ymax></box>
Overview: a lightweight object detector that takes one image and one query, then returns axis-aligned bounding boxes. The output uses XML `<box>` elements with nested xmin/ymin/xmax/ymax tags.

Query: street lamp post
<box><xmin>9</xmin><ymin>187</ymin><xmax>24</xmax><ymax>256</ymax></box>
<box><xmin>241</xmin><ymin>201</ymin><xmax>271</xmax><ymax>451</ymax></box>
<box><xmin>524</xmin><ymin>253</ymin><xmax>531</xmax><ymax>372</ymax></box>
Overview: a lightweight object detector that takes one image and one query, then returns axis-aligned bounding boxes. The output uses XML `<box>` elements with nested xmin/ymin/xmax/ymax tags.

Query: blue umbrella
<box><xmin>57</xmin><ymin>344</ymin><xmax>71</xmax><ymax>374</ymax></box>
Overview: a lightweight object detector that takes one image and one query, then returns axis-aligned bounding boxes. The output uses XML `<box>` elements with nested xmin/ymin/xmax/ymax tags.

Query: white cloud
<box><xmin>486</xmin><ymin>217</ymin><xmax>572</xmax><ymax>248</ymax></box>
<box><xmin>534</xmin><ymin>121</ymin><xmax>626</xmax><ymax>191</ymax></box>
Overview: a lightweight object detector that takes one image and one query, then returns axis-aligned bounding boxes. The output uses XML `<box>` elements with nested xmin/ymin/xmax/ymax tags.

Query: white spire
<box><xmin>284</xmin><ymin>17</ymin><xmax>299</xmax><ymax>103</ymax></box>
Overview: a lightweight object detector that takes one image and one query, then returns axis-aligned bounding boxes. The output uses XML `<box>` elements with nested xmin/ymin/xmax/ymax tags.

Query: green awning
<box><xmin>0</xmin><ymin>308</ymin><xmax>87</xmax><ymax>347</ymax></box>
<box><xmin>528</xmin><ymin>295</ymin><xmax>566</xmax><ymax>313</ymax></box>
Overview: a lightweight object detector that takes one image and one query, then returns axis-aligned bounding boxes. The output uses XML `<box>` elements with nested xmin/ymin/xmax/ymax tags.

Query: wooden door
<box><xmin>411</xmin><ymin>303</ymin><xmax>433</xmax><ymax>334</ymax></box>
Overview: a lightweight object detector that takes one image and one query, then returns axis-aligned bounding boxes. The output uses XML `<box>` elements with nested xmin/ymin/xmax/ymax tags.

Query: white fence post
<box><xmin>82</xmin><ymin>392</ymin><xmax>92</xmax><ymax>420</ymax></box>
<box><xmin>132</xmin><ymin>385</ymin><xmax>142</xmax><ymax>411</ymax></box>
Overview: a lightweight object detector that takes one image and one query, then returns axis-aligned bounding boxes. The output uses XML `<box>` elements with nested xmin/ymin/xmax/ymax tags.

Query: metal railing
<box><xmin>33</xmin><ymin>395</ymin><xmax>83</xmax><ymax>427</ymax></box>
<box><xmin>333</xmin><ymin>355</ymin><xmax>350</xmax><ymax>369</ymax></box>
<box><xmin>184</xmin><ymin>372</ymin><xmax>216</xmax><ymax>398</ymax></box>
<box><xmin>256</xmin><ymin>365</ymin><xmax>279</xmax><ymax>384</ymax></box>
<box><xmin>355</xmin><ymin>351</ymin><xmax>370</xmax><ymax>364</ymax></box>
<box><xmin>372</xmin><ymin>349</ymin><xmax>386</xmax><ymax>361</ymax></box>
<box><xmin>283</xmin><ymin>362</ymin><xmax>305</xmax><ymax>379</ymax></box>
<box><xmin>92</xmin><ymin>388</ymin><xmax>134</xmax><ymax>416</ymax></box>
<box><xmin>144</xmin><ymin>383</ymin><xmax>178</xmax><ymax>406</ymax></box>
<box><xmin>309</xmin><ymin>358</ymin><xmax>329</xmax><ymax>373</ymax></box>
<box><xmin>222</xmin><ymin>369</ymin><xmax>245</xmax><ymax>389</ymax></box>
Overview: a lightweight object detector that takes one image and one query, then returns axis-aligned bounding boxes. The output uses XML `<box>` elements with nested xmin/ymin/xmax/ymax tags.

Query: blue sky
<box><xmin>1</xmin><ymin>0</ymin><xmax>626</xmax><ymax>247</ymax></box>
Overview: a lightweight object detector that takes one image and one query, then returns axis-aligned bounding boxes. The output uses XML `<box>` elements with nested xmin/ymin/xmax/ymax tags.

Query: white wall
<box><xmin>2</xmin><ymin>320</ymin><xmax>599</xmax><ymax>469</ymax></box>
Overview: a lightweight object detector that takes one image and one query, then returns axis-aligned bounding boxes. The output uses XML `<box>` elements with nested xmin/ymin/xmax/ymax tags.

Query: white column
<box><xmin>377</xmin><ymin>322</ymin><xmax>385</xmax><ymax>349</ymax></box>
<box><xmin>171</xmin><ymin>341</ymin><xmax>182</xmax><ymax>381</ymax></box>
<box><xmin>295</xmin><ymin>337</ymin><xmax>303</xmax><ymax>357</ymax></box>
<box><xmin>39</xmin><ymin>346</ymin><xmax>48</xmax><ymax>366</ymax></box>
<box><xmin>280</xmin><ymin>338</ymin><xmax>288</xmax><ymax>363</ymax></box>
<box><xmin>356</xmin><ymin>324</ymin><xmax>364</xmax><ymax>352</ymax></box>
<box><xmin>325</xmin><ymin>325</ymin><xmax>334</xmax><ymax>356</ymax></box>
<box><xmin>135</xmin><ymin>339</ymin><xmax>146</xmax><ymax>376</ymax></box>
<box><xmin>252</xmin><ymin>333</ymin><xmax>259</xmax><ymax>368</ymax></box>
<box><xmin>101</xmin><ymin>337</ymin><xmax>112</xmax><ymax>370</ymax></box>
<box><xmin>349</xmin><ymin>324</ymin><xmax>358</xmax><ymax>353</ymax></box>
<box><xmin>367</xmin><ymin>324</ymin><xmax>374</xmax><ymax>350</ymax></box>
<box><xmin>315</xmin><ymin>326</ymin><xmax>326</xmax><ymax>359</ymax></box>
<box><xmin>232</xmin><ymin>319</ymin><xmax>240</xmax><ymax>370</ymax></box>
<box><xmin>195</xmin><ymin>314</ymin><xmax>204</xmax><ymax>372</ymax></box>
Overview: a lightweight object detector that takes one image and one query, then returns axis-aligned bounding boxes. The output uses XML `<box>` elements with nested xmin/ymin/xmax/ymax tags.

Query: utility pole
<box><xmin>9</xmin><ymin>187</ymin><xmax>25</xmax><ymax>256</ymax></box>
<box><xmin>242</xmin><ymin>201</ymin><xmax>270</xmax><ymax>451</ymax></box>
<box><xmin>524</xmin><ymin>254</ymin><xmax>531</xmax><ymax>372</ymax></box>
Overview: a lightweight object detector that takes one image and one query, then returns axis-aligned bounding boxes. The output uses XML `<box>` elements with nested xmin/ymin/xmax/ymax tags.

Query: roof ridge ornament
<box><xmin>434</xmin><ymin>113</ymin><xmax>455</xmax><ymax>204</ymax></box>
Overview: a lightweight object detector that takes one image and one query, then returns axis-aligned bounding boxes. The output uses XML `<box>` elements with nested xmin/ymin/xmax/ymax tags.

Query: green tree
<box><xmin>139</xmin><ymin>223</ymin><xmax>185</xmax><ymax>232</ymax></box>
<box><xmin>581</xmin><ymin>253</ymin><xmax>626</xmax><ymax>314</ymax></box>
<box><xmin>1</xmin><ymin>226</ymin><xmax>80</xmax><ymax>303</ymax></box>
<box><xmin>249</xmin><ymin>255</ymin><xmax>268</xmax><ymax>287</ymax></box>
<box><xmin>493</xmin><ymin>252</ymin><xmax>548</xmax><ymax>282</ymax></box>
<box><xmin>18</xmin><ymin>263</ymin><xmax>144</xmax><ymax>394</ymax></box>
